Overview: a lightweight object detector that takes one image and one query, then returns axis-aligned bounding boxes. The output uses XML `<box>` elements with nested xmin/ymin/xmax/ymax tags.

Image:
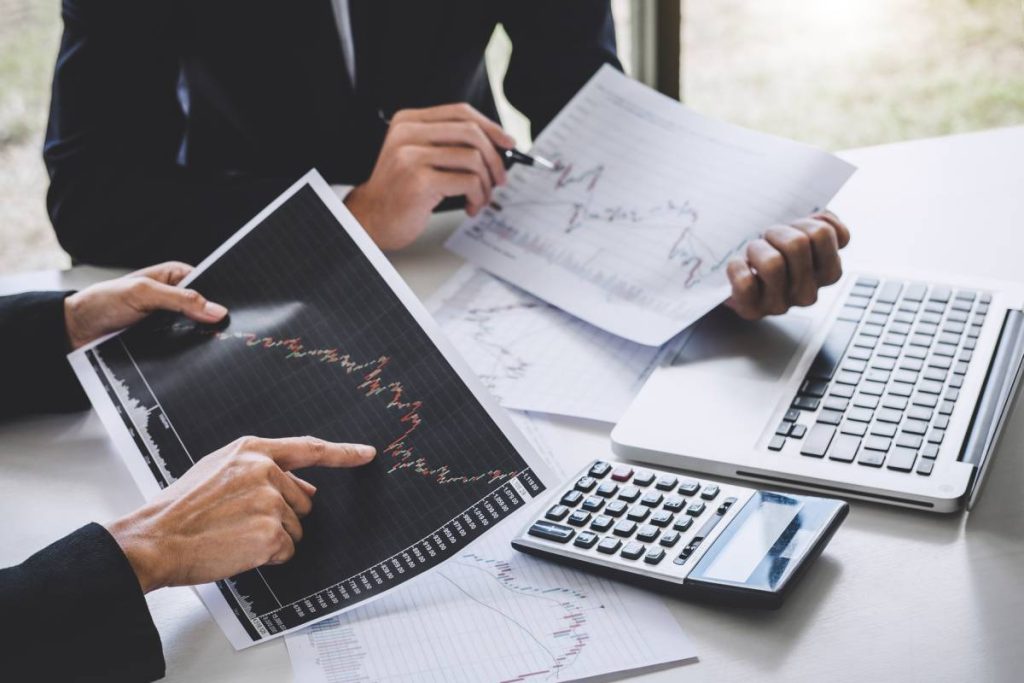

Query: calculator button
<box><xmin>640</xmin><ymin>491</ymin><xmax>664</xmax><ymax>507</ymax></box>
<box><xmin>663</xmin><ymin>495</ymin><xmax>685</xmax><ymax>512</ymax></box>
<box><xmin>717</xmin><ymin>497</ymin><xmax>737</xmax><ymax>515</ymax></box>
<box><xmin>597</xmin><ymin>538</ymin><xmax>622</xmax><ymax>554</ymax></box>
<box><xmin>659</xmin><ymin>530</ymin><xmax>681</xmax><ymax>547</ymax></box>
<box><xmin>581</xmin><ymin>496</ymin><xmax>604</xmax><ymax>512</ymax></box>
<box><xmin>613</xmin><ymin>520</ymin><xmax>637</xmax><ymax>537</ymax></box>
<box><xmin>644</xmin><ymin>548</ymin><xmax>666</xmax><ymax>565</ymax></box>
<box><xmin>700</xmin><ymin>485</ymin><xmax>719</xmax><ymax>500</ymax></box>
<box><xmin>636</xmin><ymin>525</ymin><xmax>660</xmax><ymax>543</ymax></box>
<box><xmin>590</xmin><ymin>515</ymin><xmax>613</xmax><ymax>532</ymax></box>
<box><xmin>633</xmin><ymin>471</ymin><xmax>656</xmax><ymax>487</ymax></box>
<box><xmin>655</xmin><ymin>475</ymin><xmax>678</xmax><ymax>491</ymax></box>
<box><xmin>575</xmin><ymin>476</ymin><xmax>597</xmax><ymax>493</ymax></box>
<box><xmin>620</xmin><ymin>542</ymin><xmax>646</xmax><ymax>560</ymax></box>
<box><xmin>567</xmin><ymin>510</ymin><xmax>592</xmax><ymax>527</ymax></box>
<box><xmin>678</xmin><ymin>480</ymin><xmax>700</xmax><ymax>496</ymax></box>
<box><xmin>573</xmin><ymin>531</ymin><xmax>599</xmax><ymax>549</ymax></box>
<box><xmin>596</xmin><ymin>482</ymin><xmax>619</xmax><ymax>497</ymax></box>
<box><xmin>611</xmin><ymin>466</ymin><xmax>634</xmax><ymax>482</ymax></box>
<box><xmin>560</xmin><ymin>490</ymin><xmax>583</xmax><ymax>507</ymax></box>
<box><xmin>916</xmin><ymin>459</ymin><xmax>935</xmax><ymax>476</ymax></box>
<box><xmin>528</xmin><ymin>521</ymin><xmax>574</xmax><ymax>543</ymax></box>
<box><xmin>618</xmin><ymin>486</ymin><xmax>641</xmax><ymax>502</ymax></box>
<box><xmin>673</xmin><ymin>517</ymin><xmax>694</xmax><ymax>532</ymax></box>
<box><xmin>626</xmin><ymin>505</ymin><xmax>650</xmax><ymax>522</ymax></box>
<box><xmin>649</xmin><ymin>510</ymin><xmax>674</xmax><ymax>527</ymax></box>
<box><xmin>768</xmin><ymin>435</ymin><xmax>786</xmax><ymax>451</ymax></box>
<box><xmin>604</xmin><ymin>500</ymin><xmax>628</xmax><ymax>517</ymax></box>
<box><xmin>545</xmin><ymin>505</ymin><xmax>569</xmax><ymax>521</ymax></box>
<box><xmin>686</xmin><ymin>502</ymin><xmax>706</xmax><ymax>517</ymax></box>
<box><xmin>588</xmin><ymin>461</ymin><xmax>612</xmax><ymax>479</ymax></box>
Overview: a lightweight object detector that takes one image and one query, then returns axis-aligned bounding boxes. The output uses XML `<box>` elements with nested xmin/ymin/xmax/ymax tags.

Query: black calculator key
<box><xmin>663</xmin><ymin>495</ymin><xmax>685</xmax><ymax>512</ymax></box>
<box><xmin>636</xmin><ymin>525</ymin><xmax>660</xmax><ymax>543</ymax></box>
<box><xmin>618</xmin><ymin>486</ymin><xmax>641</xmax><ymax>502</ymax></box>
<box><xmin>611</xmin><ymin>466</ymin><xmax>634</xmax><ymax>482</ymax></box>
<box><xmin>678</xmin><ymin>480</ymin><xmax>700</xmax><ymax>496</ymax></box>
<box><xmin>650</xmin><ymin>510</ymin><xmax>674</xmax><ymax>527</ymax></box>
<box><xmin>687</xmin><ymin>502</ymin><xmax>706</xmax><ymax>517</ymax></box>
<box><xmin>784</xmin><ymin>408</ymin><xmax>801</xmax><ymax>422</ymax></box>
<box><xmin>626</xmin><ymin>505</ymin><xmax>650</xmax><ymax>522</ymax></box>
<box><xmin>597</xmin><ymin>537</ymin><xmax>621</xmax><ymax>554</ymax></box>
<box><xmin>655</xmin><ymin>475</ymin><xmax>679</xmax><ymax>491</ymax></box>
<box><xmin>673</xmin><ymin>517</ymin><xmax>694</xmax><ymax>532</ymax></box>
<box><xmin>660</xmin><ymin>530</ymin><xmax>681</xmax><ymax>547</ymax></box>
<box><xmin>573</xmin><ymin>531</ymin><xmax>599</xmax><ymax>549</ymax></box>
<box><xmin>567</xmin><ymin>510</ymin><xmax>591</xmax><ymax>527</ymax></box>
<box><xmin>575</xmin><ymin>476</ymin><xmax>597</xmax><ymax>492</ymax></box>
<box><xmin>546</xmin><ymin>505</ymin><xmax>569</xmax><ymax>521</ymax></box>
<box><xmin>560</xmin><ymin>490</ymin><xmax>583</xmax><ymax>507</ymax></box>
<box><xmin>644</xmin><ymin>548</ymin><xmax>667</xmax><ymax>565</ymax></box>
<box><xmin>621</xmin><ymin>542</ymin><xmax>646</xmax><ymax>560</ymax></box>
<box><xmin>596</xmin><ymin>482</ymin><xmax>619</xmax><ymax>497</ymax></box>
<box><xmin>588</xmin><ymin>461</ymin><xmax>612</xmax><ymax>478</ymax></box>
<box><xmin>581</xmin><ymin>496</ymin><xmax>604</xmax><ymax>512</ymax></box>
<box><xmin>613</xmin><ymin>520</ymin><xmax>637</xmax><ymax>537</ymax></box>
<box><xmin>590</xmin><ymin>515</ymin><xmax>613</xmax><ymax>532</ymax></box>
<box><xmin>641</xmin><ymin>491</ymin><xmax>664</xmax><ymax>507</ymax></box>
<box><xmin>528</xmin><ymin>521</ymin><xmax>574</xmax><ymax>543</ymax></box>
<box><xmin>700</xmin><ymin>485</ymin><xmax>720</xmax><ymax>500</ymax></box>
<box><xmin>633</xmin><ymin>471</ymin><xmax>656</xmax><ymax>487</ymax></box>
<box><xmin>604</xmin><ymin>500</ymin><xmax>628</xmax><ymax>517</ymax></box>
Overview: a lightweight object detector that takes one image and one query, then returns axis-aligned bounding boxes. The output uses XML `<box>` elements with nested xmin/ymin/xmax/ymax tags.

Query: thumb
<box><xmin>129</xmin><ymin>278</ymin><xmax>228</xmax><ymax>323</ymax></box>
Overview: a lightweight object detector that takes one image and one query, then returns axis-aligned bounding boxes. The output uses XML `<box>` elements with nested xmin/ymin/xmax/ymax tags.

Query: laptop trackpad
<box><xmin>675</xmin><ymin>307</ymin><xmax>813</xmax><ymax>382</ymax></box>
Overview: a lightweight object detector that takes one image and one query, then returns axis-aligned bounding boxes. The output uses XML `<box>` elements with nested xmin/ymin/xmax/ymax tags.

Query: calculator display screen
<box><xmin>689</xmin><ymin>492</ymin><xmax>827</xmax><ymax>593</ymax></box>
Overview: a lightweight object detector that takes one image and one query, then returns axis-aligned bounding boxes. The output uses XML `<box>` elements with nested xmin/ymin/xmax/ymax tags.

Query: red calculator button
<box><xmin>611</xmin><ymin>466</ymin><xmax>634</xmax><ymax>482</ymax></box>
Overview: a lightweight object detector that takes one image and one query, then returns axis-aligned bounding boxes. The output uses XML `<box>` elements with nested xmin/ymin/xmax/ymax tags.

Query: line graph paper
<box><xmin>448</xmin><ymin>65</ymin><xmax>855</xmax><ymax>345</ymax></box>
<box><xmin>287</xmin><ymin>500</ymin><xmax>696</xmax><ymax>683</ymax></box>
<box><xmin>71</xmin><ymin>177</ymin><xmax>552</xmax><ymax>648</ymax></box>
<box><xmin>429</xmin><ymin>266</ymin><xmax>690</xmax><ymax>423</ymax></box>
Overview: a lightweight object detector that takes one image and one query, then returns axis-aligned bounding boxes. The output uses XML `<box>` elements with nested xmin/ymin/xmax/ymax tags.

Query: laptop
<box><xmin>611</xmin><ymin>273</ymin><xmax>1024</xmax><ymax>512</ymax></box>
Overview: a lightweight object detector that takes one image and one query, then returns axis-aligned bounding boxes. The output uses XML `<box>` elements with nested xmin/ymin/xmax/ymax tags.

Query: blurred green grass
<box><xmin>2</xmin><ymin>0</ymin><xmax>1023</xmax><ymax>274</ymax></box>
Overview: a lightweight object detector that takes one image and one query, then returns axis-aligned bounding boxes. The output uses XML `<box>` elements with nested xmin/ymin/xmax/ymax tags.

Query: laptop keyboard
<box><xmin>771</xmin><ymin>277</ymin><xmax>991</xmax><ymax>475</ymax></box>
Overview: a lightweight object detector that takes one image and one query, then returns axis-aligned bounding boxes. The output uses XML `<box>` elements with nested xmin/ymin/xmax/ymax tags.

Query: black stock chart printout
<box><xmin>68</xmin><ymin>174</ymin><xmax>550</xmax><ymax>648</ymax></box>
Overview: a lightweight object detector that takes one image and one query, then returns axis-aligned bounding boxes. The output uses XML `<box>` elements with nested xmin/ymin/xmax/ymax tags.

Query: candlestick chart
<box><xmin>84</xmin><ymin>185</ymin><xmax>545</xmax><ymax>643</ymax></box>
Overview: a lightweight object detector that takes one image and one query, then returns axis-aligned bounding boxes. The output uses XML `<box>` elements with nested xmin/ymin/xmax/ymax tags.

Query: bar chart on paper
<box><xmin>447</xmin><ymin>65</ymin><xmax>856</xmax><ymax>346</ymax></box>
<box><xmin>72</xmin><ymin>181</ymin><xmax>550</xmax><ymax>648</ymax></box>
<box><xmin>430</xmin><ymin>266</ymin><xmax>689</xmax><ymax>423</ymax></box>
<box><xmin>286</xmin><ymin>508</ymin><xmax>696</xmax><ymax>683</ymax></box>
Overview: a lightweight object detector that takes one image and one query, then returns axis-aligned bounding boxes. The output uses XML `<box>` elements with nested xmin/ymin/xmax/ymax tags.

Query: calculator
<box><xmin>512</xmin><ymin>460</ymin><xmax>848</xmax><ymax>608</ymax></box>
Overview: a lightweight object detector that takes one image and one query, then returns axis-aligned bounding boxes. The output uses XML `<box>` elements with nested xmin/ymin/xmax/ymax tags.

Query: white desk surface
<box><xmin>2</xmin><ymin>126</ymin><xmax>1022</xmax><ymax>682</ymax></box>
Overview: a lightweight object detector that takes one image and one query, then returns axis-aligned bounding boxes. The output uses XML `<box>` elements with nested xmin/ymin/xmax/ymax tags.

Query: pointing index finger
<box><xmin>257</xmin><ymin>436</ymin><xmax>377</xmax><ymax>471</ymax></box>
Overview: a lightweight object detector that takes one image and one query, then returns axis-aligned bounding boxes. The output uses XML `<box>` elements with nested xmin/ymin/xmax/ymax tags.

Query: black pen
<box><xmin>378</xmin><ymin>109</ymin><xmax>556</xmax><ymax>172</ymax></box>
<box><xmin>500</xmin><ymin>147</ymin><xmax>558</xmax><ymax>172</ymax></box>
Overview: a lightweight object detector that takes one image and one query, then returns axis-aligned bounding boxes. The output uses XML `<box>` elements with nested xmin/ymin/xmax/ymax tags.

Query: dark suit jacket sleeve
<box><xmin>0</xmin><ymin>291</ymin><xmax>89</xmax><ymax>418</ymax></box>
<box><xmin>499</xmin><ymin>0</ymin><xmax>623</xmax><ymax>135</ymax></box>
<box><xmin>44</xmin><ymin>0</ymin><xmax>293</xmax><ymax>267</ymax></box>
<box><xmin>0</xmin><ymin>523</ymin><xmax>165</xmax><ymax>682</ymax></box>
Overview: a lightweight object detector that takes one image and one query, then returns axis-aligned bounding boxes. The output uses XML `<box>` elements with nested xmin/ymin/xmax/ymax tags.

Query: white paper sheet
<box><xmin>285</xmin><ymin>412</ymin><xmax>697</xmax><ymax>683</ymax></box>
<box><xmin>447</xmin><ymin>65</ymin><xmax>856</xmax><ymax>346</ymax></box>
<box><xmin>429</xmin><ymin>265</ymin><xmax>691</xmax><ymax>423</ymax></box>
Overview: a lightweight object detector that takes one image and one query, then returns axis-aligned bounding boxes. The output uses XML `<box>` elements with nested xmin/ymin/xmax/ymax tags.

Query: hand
<box><xmin>345</xmin><ymin>103</ymin><xmax>517</xmax><ymax>251</ymax></box>
<box><xmin>724</xmin><ymin>211</ymin><xmax>851</xmax><ymax>320</ymax></box>
<box><xmin>105</xmin><ymin>436</ymin><xmax>376</xmax><ymax>593</ymax></box>
<box><xmin>64</xmin><ymin>261</ymin><xmax>228</xmax><ymax>349</ymax></box>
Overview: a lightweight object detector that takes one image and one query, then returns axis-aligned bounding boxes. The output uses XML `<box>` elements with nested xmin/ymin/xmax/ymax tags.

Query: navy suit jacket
<box><xmin>44</xmin><ymin>0</ymin><xmax>621</xmax><ymax>267</ymax></box>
